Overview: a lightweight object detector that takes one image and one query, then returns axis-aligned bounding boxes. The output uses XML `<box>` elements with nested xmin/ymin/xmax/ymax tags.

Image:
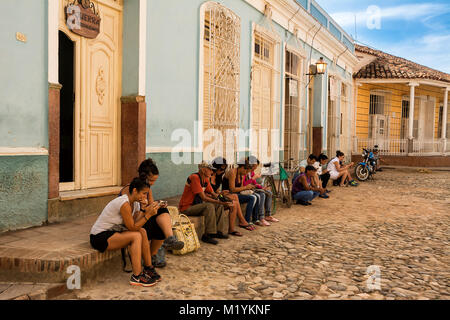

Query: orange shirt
<box><xmin>179</xmin><ymin>173</ymin><xmax>214</xmax><ymax>212</ymax></box>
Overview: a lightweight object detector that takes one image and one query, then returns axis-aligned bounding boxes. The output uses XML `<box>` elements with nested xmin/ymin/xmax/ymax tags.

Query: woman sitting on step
<box><xmin>119</xmin><ymin>158</ymin><xmax>184</xmax><ymax>268</ymax></box>
<box><xmin>210</xmin><ymin>157</ymin><xmax>251</xmax><ymax>236</ymax></box>
<box><xmin>222</xmin><ymin>161</ymin><xmax>259</xmax><ymax>230</ymax></box>
<box><xmin>243</xmin><ymin>156</ymin><xmax>280</xmax><ymax>226</ymax></box>
<box><xmin>90</xmin><ymin>178</ymin><xmax>160</xmax><ymax>287</ymax></box>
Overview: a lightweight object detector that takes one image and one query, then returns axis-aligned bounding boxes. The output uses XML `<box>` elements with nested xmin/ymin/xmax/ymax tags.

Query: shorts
<box><xmin>329</xmin><ymin>171</ymin><xmax>339</xmax><ymax>180</ymax></box>
<box><xmin>142</xmin><ymin>207</ymin><xmax>169</xmax><ymax>240</ymax></box>
<box><xmin>90</xmin><ymin>230</ymin><xmax>117</xmax><ymax>253</ymax></box>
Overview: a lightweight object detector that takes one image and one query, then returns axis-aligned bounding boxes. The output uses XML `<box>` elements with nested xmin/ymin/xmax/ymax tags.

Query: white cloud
<box><xmin>331</xmin><ymin>3</ymin><xmax>450</xmax><ymax>28</ymax></box>
<box><xmin>381</xmin><ymin>33</ymin><xmax>450</xmax><ymax>74</ymax></box>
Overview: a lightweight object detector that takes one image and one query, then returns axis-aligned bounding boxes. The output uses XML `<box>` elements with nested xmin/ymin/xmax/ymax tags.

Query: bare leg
<box><xmin>150</xmin><ymin>239</ymin><xmax>164</xmax><ymax>256</ymax></box>
<box><xmin>139</xmin><ymin>228</ymin><xmax>152</xmax><ymax>267</ymax></box>
<box><xmin>156</xmin><ymin>213</ymin><xmax>173</xmax><ymax>238</ymax></box>
<box><xmin>339</xmin><ymin>171</ymin><xmax>349</xmax><ymax>186</ymax></box>
<box><xmin>229</xmin><ymin>194</ymin><xmax>247</xmax><ymax>225</ymax></box>
<box><xmin>107</xmin><ymin>231</ymin><xmax>142</xmax><ymax>275</ymax></box>
<box><xmin>228</xmin><ymin>203</ymin><xmax>237</xmax><ymax>233</ymax></box>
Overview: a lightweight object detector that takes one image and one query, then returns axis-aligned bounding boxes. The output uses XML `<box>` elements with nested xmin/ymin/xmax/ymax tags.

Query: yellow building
<box><xmin>353</xmin><ymin>45</ymin><xmax>450</xmax><ymax>165</ymax></box>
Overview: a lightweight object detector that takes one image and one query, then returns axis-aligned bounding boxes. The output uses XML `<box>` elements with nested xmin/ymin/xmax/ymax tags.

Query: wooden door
<box><xmin>252</xmin><ymin>63</ymin><xmax>273</xmax><ymax>159</ymax></box>
<box><xmin>81</xmin><ymin>1</ymin><xmax>122</xmax><ymax>188</ymax></box>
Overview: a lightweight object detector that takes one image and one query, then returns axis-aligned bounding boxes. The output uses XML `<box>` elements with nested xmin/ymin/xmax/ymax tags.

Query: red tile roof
<box><xmin>354</xmin><ymin>44</ymin><xmax>450</xmax><ymax>83</ymax></box>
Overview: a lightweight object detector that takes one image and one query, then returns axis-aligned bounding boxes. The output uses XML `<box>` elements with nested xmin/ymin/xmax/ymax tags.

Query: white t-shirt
<box><xmin>90</xmin><ymin>195</ymin><xmax>140</xmax><ymax>235</ymax></box>
<box><xmin>313</xmin><ymin>161</ymin><xmax>322</xmax><ymax>175</ymax></box>
<box><xmin>327</xmin><ymin>157</ymin><xmax>340</xmax><ymax>175</ymax></box>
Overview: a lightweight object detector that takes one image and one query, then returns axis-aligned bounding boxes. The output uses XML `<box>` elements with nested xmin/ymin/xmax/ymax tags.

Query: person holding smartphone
<box><xmin>119</xmin><ymin>158</ymin><xmax>184</xmax><ymax>268</ymax></box>
<box><xmin>90</xmin><ymin>178</ymin><xmax>159</xmax><ymax>286</ymax></box>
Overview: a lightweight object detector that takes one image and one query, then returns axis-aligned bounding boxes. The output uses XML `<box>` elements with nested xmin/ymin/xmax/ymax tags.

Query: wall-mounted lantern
<box><xmin>306</xmin><ymin>57</ymin><xmax>327</xmax><ymax>76</ymax></box>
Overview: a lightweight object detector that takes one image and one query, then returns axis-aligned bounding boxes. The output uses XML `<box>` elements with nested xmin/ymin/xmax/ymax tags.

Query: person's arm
<box><xmin>121</xmin><ymin>201</ymin><xmax>159</xmax><ymax>232</ymax></box>
<box><xmin>191</xmin><ymin>175</ymin><xmax>223</xmax><ymax>205</ymax></box>
<box><xmin>335</xmin><ymin>161</ymin><xmax>349</xmax><ymax>172</ymax></box>
<box><xmin>228</xmin><ymin>170</ymin><xmax>253</xmax><ymax>193</ymax></box>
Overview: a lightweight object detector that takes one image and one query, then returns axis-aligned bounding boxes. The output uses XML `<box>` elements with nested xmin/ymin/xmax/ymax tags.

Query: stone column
<box><xmin>442</xmin><ymin>88</ymin><xmax>449</xmax><ymax>153</ymax></box>
<box><xmin>407</xmin><ymin>82</ymin><xmax>419</xmax><ymax>153</ymax></box>
<box><xmin>121</xmin><ymin>95</ymin><xmax>146</xmax><ymax>186</ymax></box>
<box><xmin>48</xmin><ymin>83</ymin><xmax>62</xmax><ymax>199</ymax></box>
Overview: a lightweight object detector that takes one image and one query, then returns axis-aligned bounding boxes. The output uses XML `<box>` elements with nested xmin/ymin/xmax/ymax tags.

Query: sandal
<box><xmin>239</xmin><ymin>224</ymin><xmax>254</xmax><ymax>231</ymax></box>
<box><xmin>265</xmin><ymin>216</ymin><xmax>279</xmax><ymax>222</ymax></box>
<box><xmin>228</xmin><ymin>231</ymin><xmax>243</xmax><ymax>237</ymax></box>
<box><xmin>255</xmin><ymin>219</ymin><xmax>271</xmax><ymax>226</ymax></box>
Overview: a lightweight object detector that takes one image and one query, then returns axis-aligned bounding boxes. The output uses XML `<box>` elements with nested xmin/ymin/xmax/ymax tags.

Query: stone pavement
<box><xmin>56</xmin><ymin>169</ymin><xmax>450</xmax><ymax>300</ymax></box>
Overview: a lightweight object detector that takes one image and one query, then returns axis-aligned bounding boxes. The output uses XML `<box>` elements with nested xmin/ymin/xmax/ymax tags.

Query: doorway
<box><xmin>59</xmin><ymin>31</ymin><xmax>75</xmax><ymax>185</ymax></box>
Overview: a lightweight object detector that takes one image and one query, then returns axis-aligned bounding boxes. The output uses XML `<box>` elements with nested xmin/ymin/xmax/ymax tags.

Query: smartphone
<box><xmin>159</xmin><ymin>200</ymin><xmax>168</xmax><ymax>207</ymax></box>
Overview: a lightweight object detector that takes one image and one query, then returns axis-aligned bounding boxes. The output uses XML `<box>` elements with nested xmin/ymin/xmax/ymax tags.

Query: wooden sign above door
<box><xmin>65</xmin><ymin>0</ymin><xmax>101</xmax><ymax>39</ymax></box>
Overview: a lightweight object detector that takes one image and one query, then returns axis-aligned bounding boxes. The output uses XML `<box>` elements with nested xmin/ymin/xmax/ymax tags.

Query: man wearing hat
<box><xmin>178</xmin><ymin>161</ymin><xmax>232</xmax><ymax>245</ymax></box>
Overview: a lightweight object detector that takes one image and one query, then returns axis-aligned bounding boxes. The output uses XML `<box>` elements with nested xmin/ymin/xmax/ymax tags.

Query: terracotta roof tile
<box><xmin>354</xmin><ymin>44</ymin><xmax>450</xmax><ymax>83</ymax></box>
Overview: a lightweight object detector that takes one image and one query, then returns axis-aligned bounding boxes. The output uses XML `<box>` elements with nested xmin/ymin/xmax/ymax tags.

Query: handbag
<box><xmin>170</xmin><ymin>210</ymin><xmax>200</xmax><ymax>255</ymax></box>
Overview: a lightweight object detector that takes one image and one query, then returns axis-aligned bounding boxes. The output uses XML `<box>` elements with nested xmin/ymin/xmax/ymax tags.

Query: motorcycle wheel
<box><xmin>355</xmin><ymin>164</ymin><xmax>369</xmax><ymax>181</ymax></box>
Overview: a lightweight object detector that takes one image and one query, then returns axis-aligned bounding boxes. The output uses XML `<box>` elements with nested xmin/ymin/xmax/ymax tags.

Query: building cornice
<box><xmin>243</xmin><ymin>0</ymin><xmax>358</xmax><ymax>72</ymax></box>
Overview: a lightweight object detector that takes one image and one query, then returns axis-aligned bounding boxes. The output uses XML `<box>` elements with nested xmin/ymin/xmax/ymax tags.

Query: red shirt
<box><xmin>179</xmin><ymin>173</ymin><xmax>214</xmax><ymax>212</ymax></box>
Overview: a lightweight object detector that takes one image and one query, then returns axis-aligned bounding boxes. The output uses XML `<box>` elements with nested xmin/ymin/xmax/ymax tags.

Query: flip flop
<box><xmin>228</xmin><ymin>231</ymin><xmax>243</xmax><ymax>237</ymax></box>
<box><xmin>239</xmin><ymin>224</ymin><xmax>254</xmax><ymax>231</ymax></box>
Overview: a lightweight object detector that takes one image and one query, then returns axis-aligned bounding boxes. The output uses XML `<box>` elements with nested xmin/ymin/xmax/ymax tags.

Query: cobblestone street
<box><xmin>57</xmin><ymin>169</ymin><xmax>450</xmax><ymax>300</ymax></box>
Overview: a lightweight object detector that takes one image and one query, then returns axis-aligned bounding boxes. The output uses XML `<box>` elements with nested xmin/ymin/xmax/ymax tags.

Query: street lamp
<box><xmin>306</xmin><ymin>57</ymin><xmax>327</xmax><ymax>75</ymax></box>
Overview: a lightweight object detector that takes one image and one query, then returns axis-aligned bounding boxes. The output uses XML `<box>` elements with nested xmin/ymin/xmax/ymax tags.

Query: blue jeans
<box><xmin>253</xmin><ymin>191</ymin><xmax>265</xmax><ymax>220</ymax></box>
<box><xmin>237</xmin><ymin>194</ymin><xmax>259</xmax><ymax>223</ymax></box>
<box><xmin>254</xmin><ymin>189</ymin><xmax>272</xmax><ymax>218</ymax></box>
<box><xmin>292</xmin><ymin>191</ymin><xmax>319</xmax><ymax>202</ymax></box>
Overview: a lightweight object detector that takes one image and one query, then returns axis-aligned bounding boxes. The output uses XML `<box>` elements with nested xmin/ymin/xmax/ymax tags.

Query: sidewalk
<box><xmin>0</xmin><ymin>194</ymin><xmax>204</xmax><ymax>299</ymax></box>
<box><xmin>0</xmin><ymin>214</ymin><xmax>121</xmax><ymax>284</ymax></box>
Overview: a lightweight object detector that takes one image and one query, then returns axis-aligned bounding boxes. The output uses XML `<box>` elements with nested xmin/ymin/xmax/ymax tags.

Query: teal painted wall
<box><xmin>0</xmin><ymin>0</ymin><xmax>48</xmax><ymax>148</ymax></box>
<box><xmin>143</xmin><ymin>0</ymin><xmax>350</xmax><ymax>196</ymax></box>
<box><xmin>0</xmin><ymin>156</ymin><xmax>48</xmax><ymax>232</ymax></box>
<box><xmin>146</xmin><ymin>152</ymin><xmax>199</xmax><ymax>199</ymax></box>
<box><xmin>122</xmin><ymin>0</ymin><xmax>140</xmax><ymax>96</ymax></box>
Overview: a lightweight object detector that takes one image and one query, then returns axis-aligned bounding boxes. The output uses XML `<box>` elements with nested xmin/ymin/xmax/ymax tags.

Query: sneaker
<box><xmin>349</xmin><ymin>180</ymin><xmax>359</xmax><ymax>187</ymax></box>
<box><xmin>201</xmin><ymin>234</ymin><xmax>219</xmax><ymax>245</ymax></box>
<box><xmin>130</xmin><ymin>273</ymin><xmax>157</xmax><ymax>287</ymax></box>
<box><xmin>209</xmin><ymin>232</ymin><xmax>229</xmax><ymax>239</ymax></box>
<box><xmin>162</xmin><ymin>235</ymin><xmax>185</xmax><ymax>251</ymax></box>
<box><xmin>325</xmin><ymin>189</ymin><xmax>332</xmax><ymax>193</ymax></box>
<box><xmin>319</xmin><ymin>193</ymin><xmax>329</xmax><ymax>199</ymax></box>
<box><xmin>151</xmin><ymin>248</ymin><xmax>167</xmax><ymax>268</ymax></box>
<box><xmin>144</xmin><ymin>266</ymin><xmax>161</xmax><ymax>282</ymax></box>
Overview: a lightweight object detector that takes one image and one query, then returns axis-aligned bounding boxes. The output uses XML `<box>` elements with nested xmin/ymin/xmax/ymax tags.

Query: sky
<box><xmin>315</xmin><ymin>0</ymin><xmax>450</xmax><ymax>74</ymax></box>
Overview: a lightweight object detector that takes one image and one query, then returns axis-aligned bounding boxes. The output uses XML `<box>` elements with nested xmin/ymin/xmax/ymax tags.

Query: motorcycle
<box><xmin>355</xmin><ymin>148</ymin><xmax>377</xmax><ymax>181</ymax></box>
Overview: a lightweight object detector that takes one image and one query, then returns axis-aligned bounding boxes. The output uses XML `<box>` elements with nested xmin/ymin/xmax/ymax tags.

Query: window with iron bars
<box><xmin>202</xmin><ymin>3</ymin><xmax>241</xmax><ymax>161</ymax></box>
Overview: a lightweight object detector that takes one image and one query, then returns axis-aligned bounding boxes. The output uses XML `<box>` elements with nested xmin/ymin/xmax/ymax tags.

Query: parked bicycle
<box><xmin>260</xmin><ymin>162</ymin><xmax>293</xmax><ymax>214</ymax></box>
